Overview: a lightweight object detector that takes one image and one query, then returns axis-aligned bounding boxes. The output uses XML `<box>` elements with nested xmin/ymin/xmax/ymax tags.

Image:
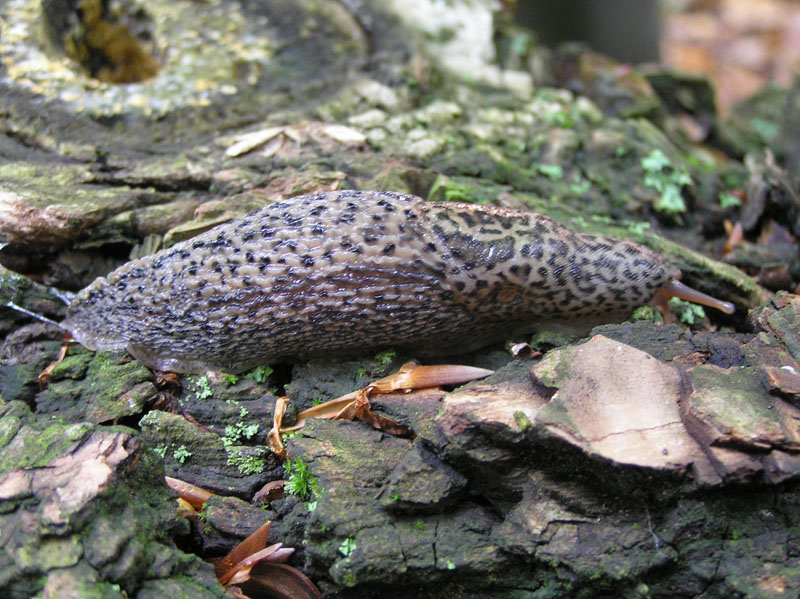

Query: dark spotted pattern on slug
<box><xmin>64</xmin><ymin>190</ymin><xmax>672</xmax><ymax>373</ymax></box>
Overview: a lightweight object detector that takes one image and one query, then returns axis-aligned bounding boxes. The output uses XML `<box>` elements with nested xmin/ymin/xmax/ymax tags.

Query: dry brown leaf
<box><xmin>273</xmin><ymin>363</ymin><xmax>493</xmax><ymax>447</ymax></box>
<box><xmin>238</xmin><ymin>562</ymin><xmax>323</xmax><ymax>599</ymax></box>
<box><xmin>215</xmin><ymin>521</ymin><xmax>273</xmax><ymax>585</ymax></box>
<box><xmin>252</xmin><ymin>480</ymin><xmax>285</xmax><ymax>504</ymax></box>
<box><xmin>37</xmin><ymin>342</ymin><xmax>74</xmax><ymax>389</ymax></box>
<box><xmin>176</xmin><ymin>497</ymin><xmax>196</xmax><ymax>519</ymax></box>
<box><xmin>268</xmin><ymin>396</ymin><xmax>291</xmax><ymax>458</ymax></box>
<box><xmin>224</xmin><ymin>543</ymin><xmax>294</xmax><ymax>587</ymax></box>
<box><xmin>165</xmin><ymin>476</ymin><xmax>213</xmax><ymax>510</ymax></box>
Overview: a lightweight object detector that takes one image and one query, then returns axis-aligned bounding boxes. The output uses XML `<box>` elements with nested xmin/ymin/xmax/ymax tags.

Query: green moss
<box><xmin>284</xmin><ymin>458</ymin><xmax>319</xmax><ymax>500</ymax></box>
<box><xmin>640</xmin><ymin>149</ymin><xmax>691</xmax><ymax>215</ymax></box>
<box><xmin>535</xmin><ymin>163</ymin><xmax>564</xmax><ymax>181</ymax></box>
<box><xmin>172</xmin><ymin>445</ymin><xmax>192</xmax><ymax>464</ymax></box>
<box><xmin>225</xmin><ymin>446</ymin><xmax>266</xmax><ymax>475</ymax></box>
<box><xmin>668</xmin><ymin>297</ymin><xmax>706</xmax><ymax>325</ymax></box>
<box><xmin>718</xmin><ymin>191</ymin><xmax>742</xmax><ymax>208</ymax></box>
<box><xmin>373</xmin><ymin>349</ymin><xmax>397</xmax><ymax>366</ymax></box>
<box><xmin>193</xmin><ymin>376</ymin><xmax>213</xmax><ymax>399</ymax></box>
<box><xmin>0</xmin><ymin>421</ymin><xmax>92</xmax><ymax>473</ymax></box>
<box><xmin>243</xmin><ymin>365</ymin><xmax>273</xmax><ymax>383</ymax></box>
<box><xmin>338</xmin><ymin>537</ymin><xmax>356</xmax><ymax>556</ymax></box>
<box><xmin>513</xmin><ymin>410</ymin><xmax>532</xmax><ymax>432</ymax></box>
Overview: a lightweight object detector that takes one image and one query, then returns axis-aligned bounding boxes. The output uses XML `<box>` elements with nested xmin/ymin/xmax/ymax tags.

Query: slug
<box><xmin>63</xmin><ymin>190</ymin><xmax>734</xmax><ymax>373</ymax></box>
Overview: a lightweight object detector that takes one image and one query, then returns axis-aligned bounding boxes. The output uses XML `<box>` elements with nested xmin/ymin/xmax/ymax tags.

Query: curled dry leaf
<box><xmin>508</xmin><ymin>342</ymin><xmax>542</xmax><ymax>360</ymax></box>
<box><xmin>252</xmin><ymin>480</ymin><xmax>285</xmax><ymax>504</ymax></box>
<box><xmin>176</xmin><ymin>497</ymin><xmax>196</xmax><ymax>519</ymax></box>
<box><xmin>37</xmin><ymin>341</ymin><xmax>74</xmax><ymax>389</ymax></box>
<box><xmin>224</xmin><ymin>543</ymin><xmax>294</xmax><ymax>587</ymax></box>
<box><xmin>213</xmin><ymin>521</ymin><xmax>321</xmax><ymax>599</ymax></box>
<box><xmin>270</xmin><ymin>363</ymin><xmax>494</xmax><ymax>452</ymax></box>
<box><xmin>215</xmin><ymin>522</ymin><xmax>273</xmax><ymax>585</ymax></box>
<box><xmin>268</xmin><ymin>396</ymin><xmax>291</xmax><ymax>458</ymax></box>
<box><xmin>165</xmin><ymin>476</ymin><xmax>213</xmax><ymax>510</ymax></box>
<box><xmin>237</xmin><ymin>562</ymin><xmax>323</xmax><ymax>599</ymax></box>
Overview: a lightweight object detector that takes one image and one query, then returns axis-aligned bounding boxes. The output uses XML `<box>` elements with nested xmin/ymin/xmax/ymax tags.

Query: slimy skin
<box><xmin>64</xmin><ymin>190</ymin><xmax>733</xmax><ymax>373</ymax></box>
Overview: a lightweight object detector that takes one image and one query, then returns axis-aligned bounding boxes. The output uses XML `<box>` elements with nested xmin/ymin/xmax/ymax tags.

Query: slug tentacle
<box><xmin>650</xmin><ymin>278</ymin><xmax>736</xmax><ymax>320</ymax></box>
<box><xmin>63</xmin><ymin>190</ymin><xmax>733</xmax><ymax>373</ymax></box>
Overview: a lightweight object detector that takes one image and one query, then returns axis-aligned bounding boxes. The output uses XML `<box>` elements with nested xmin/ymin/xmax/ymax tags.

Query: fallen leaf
<box><xmin>224</xmin><ymin>543</ymin><xmax>293</xmax><ymax>586</ymax></box>
<box><xmin>237</xmin><ymin>562</ymin><xmax>323</xmax><ymax>599</ymax></box>
<box><xmin>272</xmin><ymin>363</ymin><xmax>493</xmax><ymax>447</ymax></box>
<box><xmin>252</xmin><ymin>480</ymin><xmax>285</xmax><ymax>504</ymax></box>
<box><xmin>165</xmin><ymin>476</ymin><xmax>213</xmax><ymax>510</ymax></box>
<box><xmin>215</xmin><ymin>521</ymin><xmax>273</xmax><ymax>584</ymax></box>
<box><xmin>268</xmin><ymin>397</ymin><xmax>291</xmax><ymax>458</ymax></box>
<box><xmin>37</xmin><ymin>341</ymin><xmax>74</xmax><ymax>389</ymax></box>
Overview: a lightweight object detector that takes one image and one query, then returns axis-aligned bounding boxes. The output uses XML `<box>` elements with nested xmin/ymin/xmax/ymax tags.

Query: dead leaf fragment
<box><xmin>238</xmin><ymin>562</ymin><xmax>323</xmax><ymax>599</ymax></box>
<box><xmin>215</xmin><ymin>521</ymin><xmax>273</xmax><ymax>585</ymax></box>
<box><xmin>271</xmin><ymin>363</ymin><xmax>493</xmax><ymax>450</ymax></box>
<box><xmin>165</xmin><ymin>476</ymin><xmax>213</xmax><ymax>510</ymax></box>
<box><xmin>252</xmin><ymin>480</ymin><xmax>285</xmax><ymax>504</ymax></box>
<box><xmin>268</xmin><ymin>397</ymin><xmax>291</xmax><ymax>458</ymax></box>
<box><xmin>37</xmin><ymin>342</ymin><xmax>75</xmax><ymax>389</ymax></box>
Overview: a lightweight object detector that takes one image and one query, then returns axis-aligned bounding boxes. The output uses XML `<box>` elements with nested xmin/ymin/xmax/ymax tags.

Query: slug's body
<box><xmin>64</xmin><ymin>190</ymin><xmax>731</xmax><ymax>373</ymax></box>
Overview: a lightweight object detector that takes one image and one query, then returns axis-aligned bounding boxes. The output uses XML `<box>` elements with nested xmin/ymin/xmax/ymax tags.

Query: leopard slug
<box><xmin>63</xmin><ymin>190</ymin><xmax>734</xmax><ymax>373</ymax></box>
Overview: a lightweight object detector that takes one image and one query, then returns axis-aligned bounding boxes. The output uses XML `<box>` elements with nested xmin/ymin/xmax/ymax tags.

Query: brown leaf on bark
<box><xmin>37</xmin><ymin>341</ymin><xmax>74</xmax><ymax>389</ymax></box>
<box><xmin>215</xmin><ymin>521</ymin><xmax>273</xmax><ymax>584</ymax></box>
<box><xmin>237</xmin><ymin>562</ymin><xmax>323</xmax><ymax>599</ymax></box>
<box><xmin>268</xmin><ymin>396</ymin><xmax>291</xmax><ymax>458</ymax></box>
<box><xmin>165</xmin><ymin>476</ymin><xmax>213</xmax><ymax>510</ymax></box>
<box><xmin>252</xmin><ymin>480</ymin><xmax>285</xmax><ymax>504</ymax></box>
<box><xmin>275</xmin><ymin>363</ymin><xmax>493</xmax><ymax>443</ymax></box>
<box><xmin>212</xmin><ymin>521</ymin><xmax>321</xmax><ymax>599</ymax></box>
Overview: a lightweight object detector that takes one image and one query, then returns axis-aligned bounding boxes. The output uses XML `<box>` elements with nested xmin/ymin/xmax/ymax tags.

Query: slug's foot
<box><xmin>268</xmin><ymin>363</ymin><xmax>493</xmax><ymax>458</ymax></box>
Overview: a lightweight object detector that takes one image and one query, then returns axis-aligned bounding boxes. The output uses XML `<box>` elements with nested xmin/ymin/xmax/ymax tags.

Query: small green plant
<box><xmin>625</xmin><ymin>220</ymin><xmax>651</xmax><ymax>236</ymax></box>
<box><xmin>194</xmin><ymin>375</ymin><xmax>213</xmax><ymax>399</ymax></box>
<box><xmin>750</xmin><ymin>117</ymin><xmax>778</xmax><ymax>140</ymax></box>
<box><xmin>445</xmin><ymin>560</ymin><xmax>456</xmax><ymax>570</ymax></box>
<box><xmin>312</xmin><ymin>397</ymin><xmax>324</xmax><ymax>406</ymax></box>
<box><xmin>172</xmin><ymin>445</ymin><xmax>192</xmax><ymax>464</ymax></box>
<box><xmin>641</xmin><ymin>149</ymin><xmax>692</xmax><ymax>215</ymax></box>
<box><xmin>731</xmin><ymin>529</ymin><xmax>741</xmax><ymax>540</ymax></box>
<box><xmin>338</xmin><ymin>537</ymin><xmax>356</xmax><ymax>557</ymax></box>
<box><xmin>223</xmin><ymin>373</ymin><xmax>239</xmax><ymax>385</ymax></box>
<box><xmin>226</xmin><ymin>447</ymin><xmax>265</xmax><ymax>475</ymax></box>
<box><xmin>569</xmin><ymin>179</ymin><xmax>591</xmax><ymax>195</ymax></box>
<box><xmin>203</xmin><ymin>524</ymin><xmax>212</xmax><ymax>535</ymax></box>
<box><xmin>535</xmin><ymin>163</ymin><xmax>564</xmax><ymax>181</ymax></box>
<box><xmin>307</xmin><ymin>500</ymin><xmax>317</xmax><ymax>512</ymax></box>
<box><xmin>718</xmin><ymin>191</ymin><xmax>742</xmax><ymax>209</ymax></box>
<box><xmin>284</xmin><ymin>458</ymin><xmax>319</xmax><ymax>500</ymax></box>
<box><xmin>669</xmin><ymin>297</ymin><xmax>706</xmax><ymax>325</ymax></box>
<box><xmin>543</xmin><ymin>109</ymin><xmax>574</xmax><ymax>129</ymax></box>
<box><xmin>223</xmin><ymin>420</ymin><xmax>259</xmax><ymax>446</ymax></box>
<box><xmin>153</xmin><ymin>444</ymin><xmax>168</xmax><ymax>459</ymax></box>
<box><xmin>374</xmin><ymin>349</ymin><xmax>397</xmax><ymax>366</ymax></box>
<box><xmin>244</xmin><ymin>365</ymin><xmax>273</xmax><ymax>383</ymax></box>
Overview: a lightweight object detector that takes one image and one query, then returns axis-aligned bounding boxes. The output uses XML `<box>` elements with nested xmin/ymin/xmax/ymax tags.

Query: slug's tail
<box><xmin>651</xmin><ymin>277</ymin><xmax>736</xmax><ymax>321</ymax></box>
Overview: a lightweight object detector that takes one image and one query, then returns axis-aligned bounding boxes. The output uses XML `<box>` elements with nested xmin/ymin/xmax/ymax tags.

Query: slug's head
<box><xmin>651</xmin><ymin>268</ymin><xmax>735</xmax><ymax>320</ymax></box>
